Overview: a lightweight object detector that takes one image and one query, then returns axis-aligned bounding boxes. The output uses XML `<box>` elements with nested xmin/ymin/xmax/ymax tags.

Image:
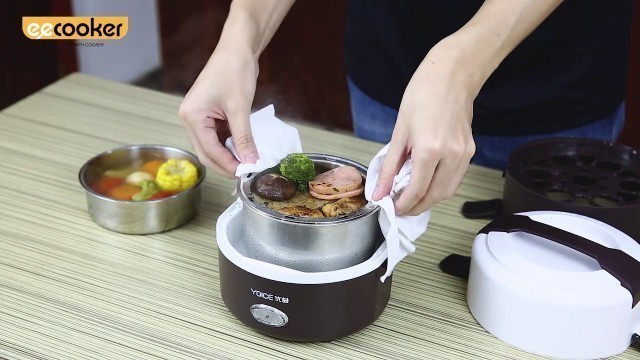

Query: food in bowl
<box><xmin>79</xmin><ymin>145</ymin><xmax>205</xmax><ymax>234</ymax></box>
<box><xmin>308</xmin><ymin>165</ymin><xmax>364</xmax><ymax>199</ymax></box>
<box><xmin>251</xmin><ymin>153</ymin><xmax>367</xmax><ymax>218</ymax></box>
<box><xmin>252</xmin><ymin>173</ymin><xmax>297</xmax><ymax>201</ymax></box>
<box><xmin>91</xmin><ymin>158</ymin><xmax>199</xmax><ymax>201</ymax></box>
<box><xmin>238</xmin><ymin>153</ymin><xmax>380</xmax><ymax>272</ymax></box>
<box><xmin>321</xmin><ymin>196</ymin><xmax>367</xmax><ymax>217</ymax></box>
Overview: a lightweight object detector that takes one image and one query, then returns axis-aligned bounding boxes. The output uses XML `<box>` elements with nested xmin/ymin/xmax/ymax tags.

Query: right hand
<box><xmin>179</xmin><ymin>46</ymin><xmax>259</xmax><ymax>178</ymax></box>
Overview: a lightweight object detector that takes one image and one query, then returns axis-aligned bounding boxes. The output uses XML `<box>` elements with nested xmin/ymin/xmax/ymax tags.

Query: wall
<box><xmin>72</xmin><ymin>0</ymin><xmax>161</xmax><ymax>83</ymax></box>
<box><xmin>619</xmin><ymin>1</ymin><xmax>640</xmax><ymax>150</ymax></box>
<box><xmin>157</xmin><ymin>0</ymin><xmax>351</xmax><ymax>130</ymax></box>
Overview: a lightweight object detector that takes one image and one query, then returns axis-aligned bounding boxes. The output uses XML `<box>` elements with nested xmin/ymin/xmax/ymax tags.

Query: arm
<box><xmin>373</xmin><ymin>0</ymin><xmax>564</xmax><ymax>215</ymax></box>
<box><xmin>219</xmin><ymin>0</ymin><xmax>295</xmax><ymax>57</ymax></box>
<box><xmin>179</xmin><ymin>0</ymin><xmax>295</xmax><ymax>178</ymax></box>
<box><xmin>433</xmin><ymin>0</ymin><xmax>564</xmax><ymax>97</ymax></box>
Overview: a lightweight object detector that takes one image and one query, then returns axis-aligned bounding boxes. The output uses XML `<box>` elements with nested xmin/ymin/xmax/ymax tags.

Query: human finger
<box><xmin>197</xmin><ymin>115</ymin><xmax>242</xmax><ymax>175</ymax></box>
<box><xmin>404</xmin><ymin>139</ymin><xmax>475</xmax><ymax>215</ymax></box>
<box><xmin>372</xmin><ymin>146</ymin><xmax>406</xmax><ymax>201</ymax></box>
<box><xmin>394</xmin><ymin>145</ymin><xmax>438</xmax><ymax>215</ymax></box>
<box><xmin>404</xmin><ymin>157</ymin><xmax>457</xmax><ymax>215</ymax></box>
<box><xmin>184</xmin><ymin>120</ymin><xmax>235</xmax><ymax>178</ymax></box>
<box><xmin>225</xmin><ymin>102</ymin><xmax>258</xmax><ymax>164</ymax></box>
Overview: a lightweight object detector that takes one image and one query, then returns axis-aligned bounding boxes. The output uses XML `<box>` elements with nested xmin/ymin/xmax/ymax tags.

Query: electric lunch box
<box><xmin>216</xmin><ymin>155</ymin><xmax>391</xmax><ymax>341</ymax></box>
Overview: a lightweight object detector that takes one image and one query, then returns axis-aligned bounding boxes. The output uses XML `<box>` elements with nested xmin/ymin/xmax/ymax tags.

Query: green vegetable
<box><xmin>131</xmin><ymin>180</ymin><xmax>160</xmax><ymax>201</ymax></box>
<box><xmin>279</xmin><ymin>153</ymin><xmax>315</xmax><ymax>191</ymax></box>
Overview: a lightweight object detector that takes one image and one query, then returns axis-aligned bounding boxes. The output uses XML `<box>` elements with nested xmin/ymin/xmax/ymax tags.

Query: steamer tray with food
<box><xmin>238</xmin><ymin>153</ymin><xmax>380</xmax><ymax>272</ymax></box>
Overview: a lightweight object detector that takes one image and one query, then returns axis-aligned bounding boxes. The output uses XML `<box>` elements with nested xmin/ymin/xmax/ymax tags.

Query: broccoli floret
<box><xmin>279</xmin><ymin>153</ymin><xmax>315</xmax><ymax>191</ymax></box>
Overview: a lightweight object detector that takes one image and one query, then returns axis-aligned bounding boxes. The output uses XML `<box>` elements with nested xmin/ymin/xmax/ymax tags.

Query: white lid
<box><xmin>467</xmin><ymin>211</ymin><xmax>640</xmax><ymax>359</ymax></box>
<box><xmin>486</xmin><ymin>211</ymin><xmax>640</xmax><ymax>295</ymax></box>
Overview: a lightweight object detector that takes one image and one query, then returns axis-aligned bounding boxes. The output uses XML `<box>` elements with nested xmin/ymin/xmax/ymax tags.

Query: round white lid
<box><xmin>481</xmin><ymin>211</ymin><xmax>640</xmax><ymax>295</ymax></box>
<box><xmin>468</xmin><ymin>211</ymin><xmax>640</xmax><ymax>358</ymax></box>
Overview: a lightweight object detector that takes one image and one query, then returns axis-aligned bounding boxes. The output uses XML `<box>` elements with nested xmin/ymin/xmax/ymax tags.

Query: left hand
<box><xmin>371</xmin><ymin>45</ymin><xmax>477</xmax><ymax>215</ymax></box>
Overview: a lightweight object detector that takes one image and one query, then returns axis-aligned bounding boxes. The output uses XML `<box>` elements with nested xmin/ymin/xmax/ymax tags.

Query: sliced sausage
<box><xmin>310</xmin><ymin>186</ymin><xmax>364</xmax><ymax>200</ymax></box>
<box><xmin>309</xmin><ymin>166</ymin><xmax>362</xmax><ymax>195</ymax></box>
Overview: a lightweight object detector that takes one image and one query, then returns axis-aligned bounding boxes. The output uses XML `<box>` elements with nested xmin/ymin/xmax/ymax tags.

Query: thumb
<box><xmin>227</xmin><ymin>105</ymin><xmax>259</xmax><ymax>164</ymax></box>
<box><xmin>372</xmin><ymin>142</ymin><xmax>405</xmax><ymax>201</ymax></box>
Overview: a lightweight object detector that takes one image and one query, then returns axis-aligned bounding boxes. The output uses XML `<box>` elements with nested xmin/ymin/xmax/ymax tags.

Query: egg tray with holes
<box><xmin>502</xmin><ymin>137</ymin><xmax>640</xmax><ymax>242</ymax></box>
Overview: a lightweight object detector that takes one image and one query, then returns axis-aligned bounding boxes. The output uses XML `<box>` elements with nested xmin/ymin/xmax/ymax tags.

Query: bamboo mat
<box><xmin>0</xmin><ymin>73</ymin><xmax>637</xmax><ymax>360</ymax></box>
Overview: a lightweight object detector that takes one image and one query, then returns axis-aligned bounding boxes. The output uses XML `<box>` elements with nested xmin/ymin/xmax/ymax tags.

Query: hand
<box><xmin>372</xmin><ymin>46</ymin><xmax>476</xmax><ymax>215</ymax></box>
<box><xmin>369</xmin><ymin>0</ymin><xmax>563</xmax><ymax>215</ymax></box>
<box><xmin>179</xmin><ymin>46</ymin><xmax>259</xmax><ymax>178</ymax></box>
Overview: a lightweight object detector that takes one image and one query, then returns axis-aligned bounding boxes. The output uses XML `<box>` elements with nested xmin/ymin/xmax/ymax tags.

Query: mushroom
<box><xmin>252</xmin><ymin>173</ymin><xmax>297</xmax><ymax>201</ymax></box>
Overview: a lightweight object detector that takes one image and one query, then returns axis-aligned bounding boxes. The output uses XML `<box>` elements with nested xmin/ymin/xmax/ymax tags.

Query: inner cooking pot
<box><xmin>237</xmin><ymin>154</ymin><xmax>380</xmax><ymax>272</ymax></box>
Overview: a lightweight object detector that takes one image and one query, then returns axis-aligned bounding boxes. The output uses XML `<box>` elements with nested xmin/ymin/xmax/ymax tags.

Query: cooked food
<box><xmin>131</xmin><ymin>180</ymin><xmax>160</xmax><ymax>201</ymax></box>
<box><xmin>321</xmin><ymin>196</ymin><xmax>367</xmax><ymax>217</ymax></box>
<box><xmin>280</xmin><ymin>153</ymin><xmax>315</xmax><ymax>191</ymax></box>
<box><xmin>92</xmin><ymin>177</ymin><xmax>125</xmax><ymax>194</ymax></box>
<box><xmin>251</xmin><ymin>156</ymin><xmax>369</xmax><ymax>219</ymax></box>
<box><xmin>309</xmin><ymin>166</ymin><xmax>363</xmax><ymax>195</ymax></box>
<box><xmin>310</xmin><ymin>187</ymin><xmax>364</xmax><ymax>200</ymax></box>
<box><xmin>309</xmin><ymin>165</ymin><xmax>365</xmax><ymax>202</ymax></box>
<box><xmin>155</xmin><ymin>159</ymin><xmax>198</xmax><ymax>192</ymax></box>
<box><xmin>139</xmin><ymin>160</ymin><xmax>163</xmax><ymax>177</ymax></box>
<box><xmin>91</xmin><ymin>158</ymin><xmax>198</xmax><ymax>201</ymax></box>
<box><xmin>108</xmin><ymin>183</ymin><xmax>141</xmax><ymax>201</ymax></box>
<box><xmin>126</xmin><ymin>171</ymin><xmax>154</xmax><ymax>185</ymax></box>
<box><xmin>277</xmin><ymin>205</ymin><xmax>324</xmax><ymax>218</ymax></box>
<box><xmin>256</xmin><ymin>191</ymin><xmax>332</xmax><ymax>212</ymax></box>
<box><xmin>253</xmin><ymin>173</ymin><xmax>297</xmax><ymax>201</ymax></box>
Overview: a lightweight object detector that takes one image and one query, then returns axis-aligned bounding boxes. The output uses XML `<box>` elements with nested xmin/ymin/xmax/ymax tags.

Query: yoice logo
<box><xmin>22</xmin><ymin>17</ymin><xmax>128</xmax><ymax>40</ymax></box>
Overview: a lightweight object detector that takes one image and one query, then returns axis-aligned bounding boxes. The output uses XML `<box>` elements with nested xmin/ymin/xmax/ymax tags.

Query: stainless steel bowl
<box><xmin>78</xmin><ymin>145</ymin><xmax>205</xmax><ymax>234</ymax></box>
<box><xmin>238</xmin><ymin>154</ymin><xmax>380</xmax><ymax>272</ymax></box>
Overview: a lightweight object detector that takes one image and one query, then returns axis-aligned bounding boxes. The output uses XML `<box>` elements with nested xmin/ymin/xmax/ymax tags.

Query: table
<box><xmin>0</xmin><ymin>74</ymin><xmax>637</xmax><ymax>360</ymax></box>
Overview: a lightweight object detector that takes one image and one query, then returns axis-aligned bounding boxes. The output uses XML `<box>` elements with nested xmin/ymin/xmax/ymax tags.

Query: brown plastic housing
<box><xmin>218</xmin><ymin>251</ymin><xmax>391</xmax><ymax>342</ymax></box>
<box><xmin>503</xmin><ymin>138</ymin><xmax>640</xmax><ymax>242</ymax></box>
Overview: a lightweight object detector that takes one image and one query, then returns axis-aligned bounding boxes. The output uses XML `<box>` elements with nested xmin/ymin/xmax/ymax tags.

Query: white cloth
<box><xmin>226</xmin><ymin>105</ymin><xmax>430</xmax><ymax>282</ymax></box>
<box><xmin>225</xmin><ymin>105</ymin><xmax>302</xmax><ymax>177</ymax></box>
<box><xmin>364</xmin><ymin>144</ymin><xmax>431</xmax><ymax>282</ymax></box>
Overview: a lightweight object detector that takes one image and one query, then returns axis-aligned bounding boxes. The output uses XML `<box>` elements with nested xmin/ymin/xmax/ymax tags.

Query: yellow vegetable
<box><xmin>155</xmin><ymin>159</ymin><xmax>198</xmax><ymax>192</ymax></box>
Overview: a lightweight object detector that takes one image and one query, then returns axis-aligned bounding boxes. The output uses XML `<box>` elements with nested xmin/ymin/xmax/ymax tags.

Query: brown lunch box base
<box><xmin>219</xmin><ymin>251</ymin><xmax>392</xmax><ymax>342</ymax></box>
